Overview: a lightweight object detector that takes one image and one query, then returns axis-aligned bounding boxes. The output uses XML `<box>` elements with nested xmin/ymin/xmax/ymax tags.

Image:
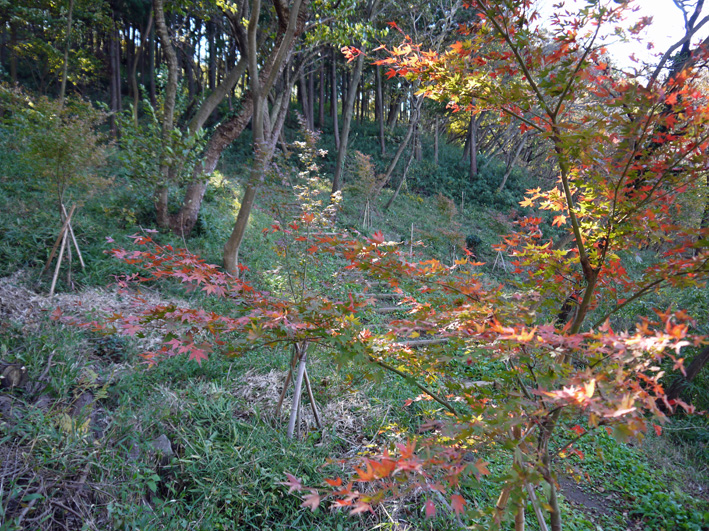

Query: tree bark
<box><xmin>307</xmin><ymin>68</ymin><xmax>315</xmax><ymax>129</ymax></box>
<box><xmin>376</xmin><ymin>64</ymin><xmax>385</xmax><ymax>155</ymax></box>
<box><xmin>666</xmin><ymin>345</ymin><xmax>709</xmax><ymax>403</ymax></box>
<box><xmin>108</xmin><ymin>20</ymin><xmax>121</xmax><ymax>136</ymax></box>
<box><xmin>384</xmin><ymin>127</ymin><xmax>416</xmax><ymax>210</ymax></box>
<box><xmin>387</xmin><ymin>92</ymin><xmax>401</xmax><ymax>127</ymax></box>
<box><xmin>58</xmin><ymin>0</ymin><xmax>75</xmax><ymax>109</ymax></box>
<box><xmin>222</xmin><ymin>0</ymin><xmax>308</xmax><ymax>273</ymax></box>
<box><xmin>331</xmin><ymin>47</ymin><xmax>340</xmax><ymax>149</ymax></box>
<box><xmin>372</xmin><ymin>95</ymin><xmax>422</xmax><ymax>201</ymax></box>
<box><xmin>497</xmin><ymin>132</ymin><xmax>528</xmax><ymax>193</ymax></box>
<box><xmin>331</xmin><ymin>0</ymin><xmax>381</xmax><ymax>193</ymax></box>
<box><xmin>469</xmin><ymin>113</ymin><xmax>478</xmax><ymax>181</ymax></box>
<box><xmin>433</xmin><ymin>118</ymin><xmax>439</xmax><ymax>164</ymax></box>
<box><xmin>153</xmin><ymin>0</ymin><xmax>179</xmax><ymax>229</ymax></box>
<box><xmin>9</xmin><ymin>22</ymin><xmax>17</xmax><ymax>83</ymax></box>
<box><xmin>131</xmin><ymin>13</ymin><xmax>153</xmax><ymax>125</ymax></box>
<box><xmin>318</xmin><ymin>56</ymin><xmax>325</xmax><ymax>128</ymax></box>
<box><xmin>148</xmin><ymin>24</ymin><xmax>157</xmax><ymax>106</ymax></box>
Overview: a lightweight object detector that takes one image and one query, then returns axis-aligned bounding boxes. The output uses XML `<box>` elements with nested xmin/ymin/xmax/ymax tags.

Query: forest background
<box><xmin>1</xmin><ymin>0</ymin><xmax>709</xmax><ymax>530</ymax></box>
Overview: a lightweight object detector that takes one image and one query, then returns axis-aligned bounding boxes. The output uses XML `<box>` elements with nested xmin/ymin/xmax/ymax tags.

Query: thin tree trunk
<box><xmin>148</xmin><ymin>25</ymin><xmax>156</xmax><ymax>106</ymax></box>
<box><xmin>223</xmin><ymin>0</ymin><xmax>308</xmax><ymax>273</ymax></box>
<box><xmin>153</xmin><ymin>0</ymin><xmax>179</xmax><ymax>228</ymax></box>
<box><xmin>113</xmin><ymin>24</ymin><xmax>122</xmax><ymax>114</ymax></box>
<box><xmin>207</xmin><ymin>18</ymin><xmax>217</xmax><ymax>90</ymax></box>
<box><xmin>58</xmin><ymin>0</ymin><xmax>75</xmax><ymax>108</ymax></box>
<box><xmin>9</xmin><ymin>23</ymin><xmax>17</xmax><ymax>83</ymax></box>
<box><xmin>298</xmin><ymin>71</ymin><xmax>311</xmax><ymax>127</ymax></box>
<box><xmin>376</xmin><ymin>64</ymin><xmax>385</xmax><ymax>155</ymax></box>
<box><xmin>307</xmin><ymin>68</ymin><xmax>315</xmax><ymax>129</ymax></box>
<box><xmin>331</xmin><ymin>47</ymin><xmax>340</xmax><ymax>149</ymax></box>
<box><xmin>387</xmin><ymin>93</ymin><xmax>401</xmax><ymax>127</ymax></box>
<box><xmin>666</xmin><ymin>345</ymin><xmax>709</xmax><ymax>403</ymax></box>
<box><xmin>372</xmin><ymin>95</ymin><xmax>422</xmax><ymax>201</ymax></box>
<box><xmin>384</xmin><ymin>127</ymin><xmax>416</xmax><ymax>210</ymax></box>
<box><xmin>131</xmin><ymin>13</ymin><xmax>153</xmax><ymax>125</ymax></box>
<box><xmin>469</xmin><ymin>113</ymin><xmax>478</xmax><ymax>181</ymax></box>
<box><xmin>433</xmin><ymin>118</ymin><xmax>439</xmax><ymax>164</ymax></box>
<box><xmin>318</xmin><ymin>56</ymin><xmax>325</xmax><ymax>128</ymax></box>
<box><xmin>497</xmin><ymin>132</ymin><xmax>528</xmax><ymax>193</ymax></box>
<box><xmin>108</xmin><ymin>22</ymin><xmax>120</xmax><ymax>136</ymax></box>
<box><xmin>331</xmin><ymin>50</ymin><xmax>366</xmax><ymax>192</ymax></box>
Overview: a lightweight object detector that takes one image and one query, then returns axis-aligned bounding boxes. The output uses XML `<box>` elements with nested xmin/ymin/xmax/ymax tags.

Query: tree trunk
<box><xmin>376</xmin><ymin>64</ymin><xmax>385</xmax><ymax>155</ymax></box>
<box><xmin>665</xmin><ymin>345</ymin><xmax>709</xmax><ymax>404</ymax></box>
<box><xmin>387</xmin><ymin>93</ymin><xmax>401</xmax><ymax>127</ymax></box>
<box><xmin>384</xmin><ymin>127</ymin><xmax>416</xmax><ymax>210</ymax></box>
<box><xmin>153</xmin><ymin>0</ymin><xmax>179</xmax><ymax>229</ymax></box>
<box><xmin>131</xmin><ymin>13</ymin><xmax>153</xmax><ymax>125</ymax></box>
<box><xmin>298</xmin><ymin>71</ymin><xmax>311</xmax><ymax>127</ymax></box>
<box><xmin>58</xmin><ymin>0</ymin><xmax>75</xmax><ymax>108</ymax></box>
<box><xmin>372</xmin><ymin>95</ymin><xmax>422</xmax><ymax>201</ymax></box>
<box><xmin>207</xmin><ymin>18</ymin><xmax>216</xmax><ymax>91</ymax></box>
<box><xmin>318</xmin><ymin>56</ymin><xmax>325</xmax><ymax>128</ymax></box>
<box><xmin>497</xmin><ymin>132</ymin><xmax>528</xmax><ymax>193</ymax></box>
<box><xmin>108</xmin><ymin>22</ymin><xmax>120</xmax><ymax>136</ymax></box>
<box><xmin>469</xmin><ymin>113</ymin><xmax>478</xmax><ymax>181</ymax></box>
<box><xmin>148</xmin><ymin>25</ymin><xmax>157</xmax><ymax>106</ymax></box>
<box><xmin>332</xmin><ymin>49</ymin><xmax>367</xmax><ymax>192</ymax></box>
<box><xmin>9</xmin><ymin>23</ymin><xmax>17</xmax><ymax>83</ymax></box>
<box><xmin>307</xmin><ymin>68</ymin><xmax>315</xmax><ymax>130</ymax></box>
<box><xmin>222</xmin><ymin>0</ymin><xmax>308</xmax><ymax>273</ymax></box>
<box><xmin>433</xmin><ymin>118</ymin><xmax>439</xmax><ymax>164</ymax></box>
<box><xmin>331</xmin><ymin>47</ymin><xmax>340</xmax><ymax>149</ymax></box>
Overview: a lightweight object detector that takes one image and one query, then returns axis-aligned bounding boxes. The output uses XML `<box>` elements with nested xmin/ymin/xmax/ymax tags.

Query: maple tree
<box><xmin>53</xmin><ymin>1</ymin><xmax>709</xmax><ymax>529</ymax></box>
<box><xmin>283</xmin><ymin>0</ymin><xmax>709</xmax><ymax>528</ymax></box>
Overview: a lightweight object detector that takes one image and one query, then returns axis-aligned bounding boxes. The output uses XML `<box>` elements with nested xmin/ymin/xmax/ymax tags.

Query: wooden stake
<box><xmin>525</xmin><ymin>483</ymin><xmax>549</xmax><ymax>531</ymax></box>
<box><xmin>303</xmin><ymin>367</ymin><xmax>322</xmax><ymax>430</ymax></box>
<box><xmin>287</xmin><ymin>344</ymin><xmax>308</xmax><ymax>439</ymax></box>
<box><xmin>49</xmin><ymin>226</ymin><xmax>69</xmax><ymax>297</ymax></box>
<box><xmin>275</xmin><ymin>367</ymin><xmax>293</xmax><ymax>419</ymax></box>
<box><xmin>66</xmin><ymin>235</ymin><xmax>73</xmax><ymax>289</ymax></box>
<box><xmin>41</xmin><ymin>205</ymin><xmax>77</xmax><ymax>277</ymax></box>
<box><xmin>61</xmin><ymin>203</ymin><xmax>85</xmax><ymax>270</ymax></box>
<box><xmin>410</xmin><ymin>223</ymin><xmax>414</xmax><ymax>257</ymax></box>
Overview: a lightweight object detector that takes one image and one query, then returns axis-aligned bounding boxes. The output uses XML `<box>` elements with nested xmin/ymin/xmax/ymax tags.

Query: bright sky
<box><xmin>537</xmin><ymin>0</ymin><xmax>707</xmax><ymax>69</ymax></box>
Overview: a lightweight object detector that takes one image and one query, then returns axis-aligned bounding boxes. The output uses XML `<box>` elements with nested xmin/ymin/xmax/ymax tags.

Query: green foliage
<box><xmin>116</xmin><ymin>99</ymin><xmax>206</xmax><ymax>187</ymax></box>
<box><xmin>0</xmin><ymin>85</ymin><xmax>109</xmax><ymax>212</ymax></box>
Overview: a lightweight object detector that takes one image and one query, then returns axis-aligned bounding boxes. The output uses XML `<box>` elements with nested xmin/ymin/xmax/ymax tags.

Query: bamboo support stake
<box><xmin>61</xmin><ymin>203</ymin><xmax>85</xmax><ymax>269</ymax></box>
<box><xmin>287</xmin><ymin>345</ymin><xmax>308</xmax><ymax>439</ymax></box>
<box><xmin>275</xmin><ymin>367</ymin><xmax>293</xmax><ymax>419</ymax></box>
<box><xmin>525</xmin><ymin>483</ymin><xmax>549</xmax><ymax>531</ymax></box>
<box><xmin>41</xmin><ymin>205</ymin><xmax>77</xmax><ymax>276</ymax></box>
<box><xmin>303</xmin><ymin>367</ymin><xmax>322</xmax><ymax>430</ymax></box>
<box><xmin>66</xmin><ymin>236</ymin><xmax>73</xmax><ymax>288</ymax></box>
<box><xmin>49</xmin><ymin>225</ymin><xmax>69</xmax><ymax>297</ymax></box>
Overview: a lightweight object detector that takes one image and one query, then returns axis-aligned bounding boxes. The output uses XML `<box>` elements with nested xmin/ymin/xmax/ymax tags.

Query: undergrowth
<box><xmin>0</xmin><ymin>116</ymin><xmax>707</xmax><ymax>530</ymax></box>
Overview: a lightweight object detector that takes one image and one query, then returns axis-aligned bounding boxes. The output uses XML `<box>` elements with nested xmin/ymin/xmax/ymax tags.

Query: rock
<box><xmin>151</xmin><ymin>434</ymin><xmax>173</xmax><ymax>457</ymax></box>
<box><xmin>0</xmin><ymin>362</ymin><xmax>28</xmax><ymax>389</ymax></box>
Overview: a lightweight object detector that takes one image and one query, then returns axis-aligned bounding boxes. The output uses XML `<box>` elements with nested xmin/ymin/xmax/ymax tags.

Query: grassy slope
<box><xmin>0</xmin><ymin>127</ymin><xmax>708</xmax><ymax>530</ymax></box>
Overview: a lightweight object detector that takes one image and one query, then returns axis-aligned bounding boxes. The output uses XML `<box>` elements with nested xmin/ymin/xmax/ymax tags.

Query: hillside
<box><xmin>2</xmin><ymin>0</ymin><xmax>709</xmax><ymax>529</ymax></box>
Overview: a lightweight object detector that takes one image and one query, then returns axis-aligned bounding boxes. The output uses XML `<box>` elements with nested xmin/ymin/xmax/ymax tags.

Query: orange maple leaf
<box><xmin>552</xmin><ymin>214</ymin><xmax>567</xmax><ymax>227</ymax></box>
